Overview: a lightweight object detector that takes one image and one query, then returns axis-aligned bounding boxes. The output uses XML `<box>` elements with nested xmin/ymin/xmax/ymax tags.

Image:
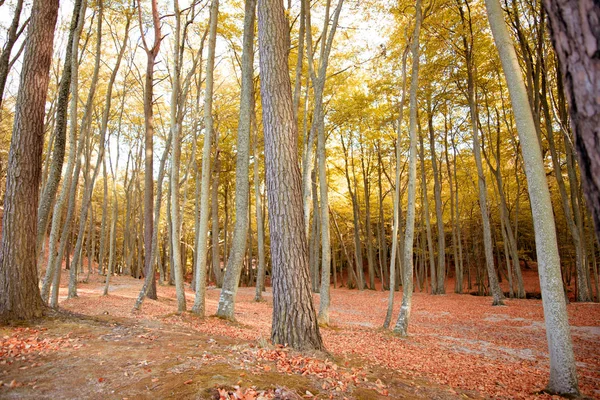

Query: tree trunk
<box><xmin>486</xmin><ymin>0</ymin><xmax>579</xmax><ymax>393</ymax></box>
<box><xmin>0</xmin><ymin>0</ymin><xmax>26</xmax><ymax>109</ymax></box>
<box><xmin>384</xmin><ymin>44</ymin><xmax>409</xmax><ymax>329</ymax></box>
<box><xmin>427</xmin><ymin>97</ymin><xmax>446</xmax><ymax>294</ymax></box>
<box><xmin>0</xmin><ymin>0</ymin><xmax>59</xmax><ymax>322</ymax></box>
<box><xmin>393</xmin><ymin>0</ymin><xmax>421</xmax><ymax>337</ymax></box>
<box><xmin>419</xmin><ymin>121</ymin><xmax>438</xmax><ymax>295</ymax></box>
<box><xmin>217</xmin><ymin>0</ymin><xmax>256</xmax><ymax>319</ymax></box>
<box><xmin>139</xmin><ymin>0</ymin><xmax>162</xmax><ymax>302</ymax></box>
<box><xmin>36</xmin><ymin>0</ymin><xmax>83</xmax><ymax>261</ymax></box>
<box><xmin>68</xmin><ymin>8</ymin><xmax>129</xmax><ymax>299</ymax></box>
<box><xmin>257</xmin><ymin>0</ymin><xmax>323</xmax><ymax>350</ymax></box>
<box><xmin>168</xmin><ymin>0</ymin><xmax>186</xmax><ymax>312</ymax></box>
<box><xmin>193</xmin><ymin>0</ymin><xmax>219</xmax><ymax>316</ymax></box>
<box><xmin>457</xmin><ymin>0</ymin><xmax>504</xmax><ymax>306</ymax></box>
<box><xmin>542</xmin><ymin>0</ymin><xmax>600</xmax><ymax>243</ymax></box>
<box><xmin>254</xmin><ymin>120</ymin><xmax>267</xmax><ymax>301</ymax></box>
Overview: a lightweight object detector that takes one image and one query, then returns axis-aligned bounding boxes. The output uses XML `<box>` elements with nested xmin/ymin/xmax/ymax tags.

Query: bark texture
<box><xmin>393</xmin><ymin>0</ymin><xmax>422</xmax><ymax>337</ymax></box>
<box><xmin>193</xmin><ymin>0</ymin><xmax>219</xmax><ymax>316</ymax></box>
<box><xmin>216</xmin><ymin>0</ymin><xmax>256</xmax><ymax>320</ymax></box>
<box><xmin>0</xmin><ymin>0</ymin><xmax>59</xmax><ymax>322</ymax></box>
<box><xmin>542</xmin><ymin>0</ymin><xmax>600</xmax><ymax>242</ymax></box>
<box><xmin>257</xmin><ymin>0</ymin><xmax>323</xmax><ymax>350</ymax></box>
<box><xmin>486</xmin><ymin>0</ymin><xmax>579</xmax><ymax>394</ymax></box>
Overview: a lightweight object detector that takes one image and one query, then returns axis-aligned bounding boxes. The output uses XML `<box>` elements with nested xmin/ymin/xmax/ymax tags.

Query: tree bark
<box><xmin>193</xmin><ymin>0</ymin><xmax>219</xmax><ymax>316</ymax></box>
<box><xmin>0</xmin><ymin>0</ymin><xmax>26</xmax><ymax>110</ymax></box>
<box><xmin>486</xmin><ymin>0</ymin><xmax>579</xmax><ymax>393</ymax></box>
<box><xmin>427</xmin><ymin>96</ymin><xmax>446</xmax><ymax>294</ymax></box>
<box><xmin>542</xmin><ymin>0</ymin><xmax>600</xmax><ymax>243</ymax></box>
<box><xmin>36</xmin><ymin>0</ymin><xmax>83</xmax><ymax>262</ymax></box>
<box><xmin>139</xmin><ymin>0</ymin><xmax>162</xmax><ymax>301</ymax></box>
<box><xmin>384</xmin><ymin>44</ymin><xmax>409</xmax><ymax>329</ymax></box>
<box><xmin>393</xmin><ymin>0</ymin><xmax>422</xmax><ymax>337</ymax></box>
<box><xmin>257</xmin><ymin>0</ymin><xmax>323</xmax><ymax>350</ymax></box>
<box><xmin>0</xmin><ymin>0</ymin><xmax>59</xmax><ymax>322</ymax></box>
<box><xmin>459</xmin><ymin>0</ymin><xmax>504</xmax><ymax>306</ymax></box>
<box><xmin>217</xmin><ymin>0</ymin><xmax>256</xmax><ymax>319</ymax></box>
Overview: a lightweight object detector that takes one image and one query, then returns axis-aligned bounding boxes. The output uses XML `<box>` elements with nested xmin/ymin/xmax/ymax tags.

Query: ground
<box><xmin>0</xmin><ymin>270</ymin><xmax>598</xmax><ymax>399</ymax></box>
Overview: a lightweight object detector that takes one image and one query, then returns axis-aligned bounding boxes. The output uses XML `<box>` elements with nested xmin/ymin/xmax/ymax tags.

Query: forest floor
<box><xmin>0</xmin><ymin>270</ymin><xmax>598</xmax><ymax>400</ymax></box>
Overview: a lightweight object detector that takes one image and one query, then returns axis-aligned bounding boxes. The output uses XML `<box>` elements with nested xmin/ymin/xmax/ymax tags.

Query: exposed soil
<box><xmin>0</xmin><ymin>269</ymin><xmax>598</xmax><ymax>399</ymax></box>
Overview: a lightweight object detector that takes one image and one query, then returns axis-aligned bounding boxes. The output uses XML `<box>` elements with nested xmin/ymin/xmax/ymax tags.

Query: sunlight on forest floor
<box><xmin>0</xmin><ymin>271</ymin><xmax>598</xmax><ymax>399</ymax></box>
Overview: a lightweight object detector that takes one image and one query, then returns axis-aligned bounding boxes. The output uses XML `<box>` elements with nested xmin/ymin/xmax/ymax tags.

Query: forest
<box><xmin>0</xmin><ymin>0</ymin><xmax>599</xmax><ymax>398</ymax></box>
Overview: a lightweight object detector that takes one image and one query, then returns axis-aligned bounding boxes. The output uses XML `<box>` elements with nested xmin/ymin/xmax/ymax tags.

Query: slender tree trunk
<box><xmin>254</xmin><ymin>121</ymin><xmax>267</xmax><ymax>301</ymax></box>
<box><xmin>98</xmin><ymin>157</ymin><xmax>108</xmax><ymax>274</ymax></box>
<box><xmin>193</xmin><ymin>0</ymin><xmax>219</xmax><ymax>316</ymax></box>
<box><xmin>42</xmin><ymin>0</ymin><xmax>97</xmax><ymax>304</ymax></box>
<box><xmin>211</xmin><ymin>138</ymin><xmax>221</xmax><ymax>285</ymax></box>
<box><xmin>133</xmin><ymin>131</ymin><xmax>173</xmax><ymax>310</ymax></box>
<box><xmin>458</xmin><ymin>0</ymin><xmax>504</xmax><ymax>306</ymax></box>
<box><xmin>139</xmin><ymin>0</ymin><xmax>162</xmax><ymax>302</ymax></box>
<box><xmin>217</xmin><ymin>0</ymin><xmax>256</xmax><ymax>319</ymax></box>
<box><xmin>361</xmin><ymin>151</ymin><xmax>376</xmax><ymax>290</ymax></box>
<box><xmin>103</xmin><ymin>158</ymin><xmax>119</xmax><ymax>296</ymax></box>
<box><xmin>427</xmin><ymin>97</ymin><xmax>446</xmax><ymax>294</ymax></box>
<box><xmin>419</xmin><ymin>124</ymin><xmax>437</xmax><ymax>295</ymax></box>
<box><xmin>168</xmin><ymin>0</ymin><xmax>186</xmax><ymax>312</ymax></box>
<box><xmin>0</xmin><ymin>0</ymin><xmax>26</xmax><ymax>109</ymax></box>
<box><xmin>36</xmin><ymin>0</ymin><xmax>83</xmax><ymax>260</ymax></box>
<box><xmin>68</xmin><ymin>9</ymin><xmax>129</xmax><ymax>299</ymax></box>
<box><xmin>393</xmin><ymin>0</ymin><xmax>422</xmax><ymax>336</ymax></box>
<box><xmin>486</xmin><ymin>0</ymin><xmax>579</xmax><ymax>393</ymax></box>
<box><xmin>384</xmin><ymin>44</ymin><xmax>409</xmax><ymax>329</ymax></box>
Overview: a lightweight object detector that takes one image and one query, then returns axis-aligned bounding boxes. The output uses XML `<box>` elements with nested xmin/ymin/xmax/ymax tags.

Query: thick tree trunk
<box><xmin>542</xmin><ymin>0</ymin><xmax>600</xmax><ymax>243</ymax></box>
<box><xmin>0</xmin><ymin>0</ymin><xmax>59</xmax><ymax>322</ymax></box>
<box><xmin>257</xmin><ymin>0</ymin><xmax>323</xmax><ymax>350</ymax></box>
<box><xmin>486</xmin><ymin>0</ymin><xmax>579</xmax><ymax>394</ymax></box>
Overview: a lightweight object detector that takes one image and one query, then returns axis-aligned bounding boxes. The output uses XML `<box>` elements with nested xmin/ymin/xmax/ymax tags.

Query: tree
<box><xmin>193</xmin><ymin>0</ymin><xmax>219</xmax><ymax>316</ymax></box>
<box><xmin>0</xmin><ymin>0</ymin><xmax>27</xmax><ymax>110</ymax></box>
<box><xmin>257</xmin><ymin>0</ymin><xmax>323</xmax><ymax>350</ymax></box>
<box><xmin>216</xmin><ymin>0</ymin><xmax>256</xmax><ymax>320</ymax></box>
<box><xmin>0</xmin><ymin>0</ymin><xmax>60</xmax><ymax>321</ymax></box>
<box><xmin>542</xmin><ymin>0</ymin><xmax>600</xmax><ymax>242</ymax></box>
<box><xmin>393</xmin><ymin>0</ymin><xmax>422</xmax><ymax>337</ymax></box>
<box><xmin>485</xmin><ymin>0</ymin><xmax>579</xmax><ymax>394</ymax></box>
<box><xmin>36</xmin><ymin>0</ymin><xmax>83</xmax><ymax>263</ymax></box>
<box><xmin>383</xmin><ymin>43</ymin><xmax>409</xmax><ymax>329</ymax></box>
<box><xmin>138</xmin><ymin>0</ymin><xmax>162</xmax><ymax>302</ymax></box>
